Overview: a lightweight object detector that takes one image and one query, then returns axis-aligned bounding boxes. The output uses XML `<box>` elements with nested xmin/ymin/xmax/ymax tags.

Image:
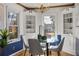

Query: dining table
<box><xmin>40</xmin><ymin>40</ymin><xmax>53</xmax><ymax>56</ymax></box>
<box><xmin>46</xmin><ymin>42</ymin><xmax>49</xmax><ymax>56</ymax></box>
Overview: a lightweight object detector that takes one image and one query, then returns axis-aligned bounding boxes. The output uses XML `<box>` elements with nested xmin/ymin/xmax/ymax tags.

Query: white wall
<box><xmin>5</xmin><ymin>3</ymin><xmax>24</xmax><ymax>35</ymax></box>
<box><xmin>61</xmin><ymin>8</ymin><xmax>75</xmax><ymax>55</ymax></box>
<box><xmin>2</xmin><ymin>3</ymin><xmax>79</xmax><ymax>55</ymax></box>
<box><xmin>4</xmin><ymin>3</ymin><xmax>76</xmax><ymax>55</ymax></box>
<box><xmin>3</xmin><ymin>3</ymin><xmax>25</xmax><ymax>43</ymax></box>
<box><xmin>2</xmin><ymin>3</ymin><xmax>43</xmax><ymax>47</ymax></box>
<box><xmin>0</xmin><ymin>4</ymin><xmax>6</xmax><ymax>29</ymax></box>
<box><xmin>23</xmin><ymin>11</ymin><xmax>42</xmax><ymax>45</ymax></box>
<box><xmin>41</xmin><ymin>7</ymin><xmax>76</xmax><ymax>55</ymax></box>
<box><xmin>74</xmin><ymin>3</ymin><xmax>79</xmax><ymax>55</ymax></box>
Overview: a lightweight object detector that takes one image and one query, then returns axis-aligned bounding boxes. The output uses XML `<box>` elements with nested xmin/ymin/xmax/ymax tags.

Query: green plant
<box><xmin>38</xmin><ymin>34</ymin><xmax>42</xmax><ymax>42</ymax></box>
<box><xmin>38</xmin><ymin>34</ymin><xmax>47</xmax><ymax>42</ymax></box>
<box><xmin>42</xmin><ymin>36</ymin><xmax>47</xmax><ymax>42</ymax></box>
<box><xmin>0</xmin><ymin>28</ymin><xmax>9</xmax><ymax>48</ymax></box>
<box><xmin>42</xmin><ymin>36</ymin><xmax>47</xmax><ymax>40</ymax></box>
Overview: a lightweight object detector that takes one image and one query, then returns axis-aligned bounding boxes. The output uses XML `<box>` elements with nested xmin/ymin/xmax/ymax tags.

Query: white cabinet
<box><xmin>25</xmin><ymin>15</ymin><xmax>36</xmax><ymax>33</ymax></box>
<box><xmin>62</xmin><ymin>8</ymin><xmax>75</xmax><ymax>55</ymax></box>
<box><xmin>63</xmin><ymin>11</ymin><xmax>73</xmax><ymax>34</ymax></box>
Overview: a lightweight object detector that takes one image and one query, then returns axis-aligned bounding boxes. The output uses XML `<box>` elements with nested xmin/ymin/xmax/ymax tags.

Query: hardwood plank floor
<box><xmin>15</xmin><ymin>50</ymin><xmax>73</xmax><ymax>56</ymax></box>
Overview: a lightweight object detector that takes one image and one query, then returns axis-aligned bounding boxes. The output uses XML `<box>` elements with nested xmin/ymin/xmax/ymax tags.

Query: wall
<box><xmin>4</xmin><ymin>3</ymin><xmax>43</xmax><ymax>46</ymax></box>
<box><xmin>5</xmin><ymin>3</ymin><xmax>24</xmax><ymax>36</ymax></box>
<box><xmin>0</xmin><ymin>4</ymin><xmax>5</xmax><ymax>29</ymax></box>
<box><xmin>23</xmin><ymin>11</ymin><xmax>42</xmax><ymax>45</ymax></box>
<box><xmin>0</xmin><ymin>3</ymin><xmax>24</xmax><ymax>55</ymax></box>
<box><xmin>5</xmin><ymin>3</ymin><xmax>77</xmax><ymax>55</ymax></box>
<box><xmin>74</xmin><ymin>3</ymin><xmax>79</xmax><ymax>55</ymax></box>
<box><xmin>42</xmin><ymin>7</ymin><xmax>76</xmax><ymax>55</ymax></box>
<box><xmin>2</xmin><ymin>3</ymin><xmax>43</xmax><ymax>50</ymax></box>
<box><xmin>1</xmin><ymin>3</ymin><xmax>79</xmax><ymax>55</ymax></box>
<box><xmin>4</xmin><ymin>3</ymin><xmax>25</xmax><ymax>43</ymax></box>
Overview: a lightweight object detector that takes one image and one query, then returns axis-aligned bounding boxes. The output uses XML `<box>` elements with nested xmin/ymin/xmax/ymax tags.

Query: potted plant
<box><xmin>38</xmin><ymin>34</ymin><xmax>42</xmax><ymax>42</ymax></box>
<box><xmin>0</xmin><ymin>28</ymin><xmax>9</xmax><ymax>55</ymax></box>
<box><xmin>42</xmin><ymin>36</ymin><xmax>47</xmax><ymax>42</ymax></box>
<box><xmin>38</xmin><ymin>25</ymin><xmax>42</xmax><ymax>42</ymax></box>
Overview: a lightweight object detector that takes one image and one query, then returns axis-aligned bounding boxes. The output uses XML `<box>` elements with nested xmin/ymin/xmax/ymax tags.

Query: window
<box><xmin>8</xmin><ymin>12</ymin><xmax>19</xmax><ymax>39</ymax></box>
<box><xmin>63</xmin><ymin>13</ymin><xmax>73</xmax><ymax>34</ymax></box>
<box><xmin>44</xmin><ymin>16</ymin><xmax>55</xmax><ymax>39</ymax></box>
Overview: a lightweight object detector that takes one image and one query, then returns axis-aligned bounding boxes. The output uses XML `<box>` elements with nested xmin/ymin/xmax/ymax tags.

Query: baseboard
<box><xmin>62</xmin><ymin>49</ymin><xmax>76</xmax><ymax>56</ymax></box>
<box><xmin>62</xmin><ymin>51</ymin><xmax>74</xmax><ymax>56</ymax></box>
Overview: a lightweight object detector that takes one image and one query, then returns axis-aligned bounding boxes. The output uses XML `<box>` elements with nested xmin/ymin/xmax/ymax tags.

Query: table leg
<box><xmin>46</xmin><ymin>43</ymin><xmax>49</xmax><ymax>56</ymax></box>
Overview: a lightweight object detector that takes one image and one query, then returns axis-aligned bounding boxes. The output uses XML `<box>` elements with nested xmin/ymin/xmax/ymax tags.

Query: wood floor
<box><xmin>15</xmin><ymin>50</ymin><xmax>73</xmax><ymax>56</ymax></box>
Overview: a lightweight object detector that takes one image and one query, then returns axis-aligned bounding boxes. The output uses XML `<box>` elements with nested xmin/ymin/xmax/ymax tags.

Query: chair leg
<box><xmin>57</xmin><ymin>51</ymin><xmax>60</xmax><ymax>56</ymax></box>
<box><xmin>43</xmin><ymin>52</ymin><xmax>45</xmax><ymax>55</ymax></box>
<box><xmin>31</xmin><ymin>54</ymin><xmax>33</xmax><ymax>56</ymax></box>
<box><xmin>43</xmin><ymin>51</ymin><xmax>46</xmax><ymax>55</ymax></box>
<box><xmin>49</xmin><ymin>51</ymin><xmax>52</xmax><ymax>55</ymax></box>
<box><xmin>24</xmin><ymin>49</ymin><xmax>27</xmax><ymax>56</ymax></box>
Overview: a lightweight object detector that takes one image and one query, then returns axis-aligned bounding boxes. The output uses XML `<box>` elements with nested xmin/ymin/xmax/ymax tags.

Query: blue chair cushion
<box><xmin>50</xmin><ymin>35</ymin><xmax>61</xmax><ymax>46</ymax></box>
<box><xmin>57</xmin><ymin>35</ymin><xmax>61</xmax><ymax>42</ymax></box>
<box><xmin>50</xmin><ymin>41</ymin><xmax>59</xmax><ymax>46</ymax></box>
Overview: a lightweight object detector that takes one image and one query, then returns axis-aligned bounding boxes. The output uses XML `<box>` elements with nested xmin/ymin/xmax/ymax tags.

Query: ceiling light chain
<box><xmin>39</xmin><ymin>4</ymin><xmax>48</xmax><ymax>13</ymax></box>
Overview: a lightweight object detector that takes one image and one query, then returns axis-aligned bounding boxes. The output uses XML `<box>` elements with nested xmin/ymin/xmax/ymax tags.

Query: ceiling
<box><xmin>21</xmin><ymin>3</ymin><xmax>74</xmax><ymax>8</ymax></box>
<box><xmin>17</xmin><ymin>3</ymin><xmax>75</xmax><ymax>13</ymax></box>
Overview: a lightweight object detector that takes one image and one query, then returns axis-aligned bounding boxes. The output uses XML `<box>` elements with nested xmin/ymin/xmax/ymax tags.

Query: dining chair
<box><xmin>28</xmin><ymin>39</ymin><xmax>44</xmax><ymax>56</ymax></box>
<box><xmin>20</xmin><ymin>35</ymin><xmax>29</xmax><ymax>56</ymax></box>
<box><xmin>49</xmin><ymin>37</ymin><xmax>65</xmax><ymax>56</ymax></box>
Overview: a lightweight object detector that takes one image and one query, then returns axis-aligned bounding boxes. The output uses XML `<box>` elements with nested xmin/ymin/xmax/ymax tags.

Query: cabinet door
<box><xmin>62</xmin><ymin>8</ymin><xmax>75</xmax><ymax>54</ymax></box>
<box><xmin>3</xmin><ymin>43</ymin><xmax>16</xmax><ymax>56</ymax></box>
<box><xmin>3</xmin><ymin>41</ymin><xmax>23</xmax><ymax>56</ymax></box>
<box><xmin>14</xmin><ymin>41</ymin><xmax>23</xmax><ymax>52</ymax></box>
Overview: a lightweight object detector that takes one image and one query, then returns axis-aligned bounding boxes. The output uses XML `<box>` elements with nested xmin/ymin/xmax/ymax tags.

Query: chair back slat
<box><xmin>57</xmin><ymin>37</ymin><xmax>65</xmax><ymax>51</ymax></box>
<box><xmin>28</xmin><ymin>39</ymin><xmax>43</xmax><ymax>55</ymax></box>
<box><xmin>20</xmin><ymin>35</ymin><xmax>28</xmax><ymax>49</ymax></box>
